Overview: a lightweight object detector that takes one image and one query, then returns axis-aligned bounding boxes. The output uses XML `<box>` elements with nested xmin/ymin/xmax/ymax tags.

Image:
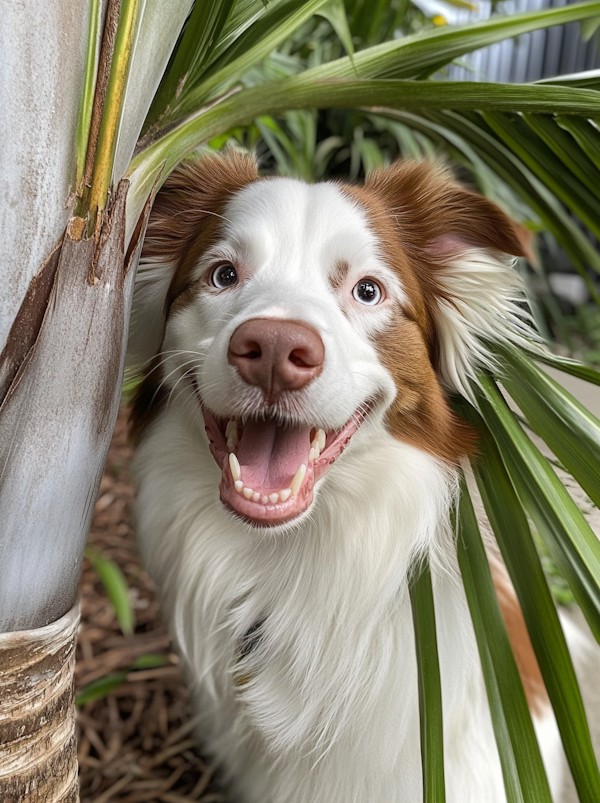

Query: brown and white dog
<box><xmin>129</xmin><ymin>151</ymin><xmax>565</xmax><ymax>802</ymax></box>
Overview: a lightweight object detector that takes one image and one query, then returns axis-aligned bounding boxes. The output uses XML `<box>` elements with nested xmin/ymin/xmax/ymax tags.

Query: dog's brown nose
<box><xmin>228</xmin><ymin>318</ymin><xmax>324</xmax><ymax>397</ymax></box>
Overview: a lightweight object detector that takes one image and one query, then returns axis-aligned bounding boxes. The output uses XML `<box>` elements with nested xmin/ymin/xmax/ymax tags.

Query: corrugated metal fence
<box><xmin>443</xmin><ymin>0</ymin><xmax>599</xmax><ymax>82</ymax></box>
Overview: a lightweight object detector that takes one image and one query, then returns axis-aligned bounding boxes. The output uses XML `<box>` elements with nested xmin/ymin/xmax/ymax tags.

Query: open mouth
<box><xmin>202</xmin><ymin>403</ymin><xmax>373</xmax><ymax>527</ymax></box>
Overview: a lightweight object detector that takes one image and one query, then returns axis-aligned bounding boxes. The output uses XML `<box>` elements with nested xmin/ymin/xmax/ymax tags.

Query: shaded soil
<box><xmin>76</xmin><ymin>408</ymin><xmax>225</xmax><ymax>803</ymax></box>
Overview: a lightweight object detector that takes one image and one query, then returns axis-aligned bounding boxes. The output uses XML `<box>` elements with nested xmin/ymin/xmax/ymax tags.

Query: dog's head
<box><xmin>130</xmin><ymin>151</ymin><xmax>532</xmax><ymax>527</ymax></box>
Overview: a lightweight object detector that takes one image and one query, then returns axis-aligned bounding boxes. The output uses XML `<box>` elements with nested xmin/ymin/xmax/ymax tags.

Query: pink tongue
<box><xmin>237</xmin><ymin>419</ymin><xmax>311</xmax><ymax>491</ymax></box>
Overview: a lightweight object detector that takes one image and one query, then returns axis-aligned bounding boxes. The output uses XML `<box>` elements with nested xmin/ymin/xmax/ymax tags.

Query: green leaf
<box><xmin>286</xmin><ymin>1</ymin><xmax>600</xmax><ymax>83</ymax></box>
<box><xmin>172</xmin><ymin>0</ymin><xmax>335</xmax><ymax>119</ymax></box>
<box><xmin>581</xmin><ymin>15</ymin><xmax>600</xmax><ymax>41</ymax></box>
<box><xmin>522</xmin><ymin>113</ymin><xmax>600</xmax><ymax>200</ymax></box>
<box><xmin>76</xmin><ymin>671</ymin><xmax>129</xmax><ymax>705</ymax></box>
<box><xmin>409</xmin><ymin>559</ymin><xmax>446</xmax><ymax>803</ymax></box>
<box><xmin>523</xmin><ymin>346</ymin><xmax>600</xmax><ymax>387</ymax></box>
<box><xmin>482</xmin><ymin>111</ymin><xmax>600</xmax><ymax>239</ymax></box>
<box><xmin>455</xmin><ymin>478</ymin><xmax>552</xmax><ymax>803</ymax></box>
<box><xmin>75</xmin><ymin>654</ymin><xmax>169</xmax><ymax>705</ymax></box>
<box><xmin>127</xmin><ymin>78</ymin><xmax>600</xmax><ymax>224</ymax></box>
<box><xmin>317</xmin><ymin>0</ymin><xmax>355</xmax><ymax>61</ymax></box>
<box><xmin>476</xmin><ymin>376</ymin><xmax>600</xmax><ymax>643</ymax></box>
<box><xmin>455</xmin><ymin>400</ymin><xmax>600</xmax><ymax>803</ymax></box>
<box><xmin>86</xmin><ymin>546</ymin><xmax>135</xmax><ymax>636</ymax></box>
<box><xmin>538</xmin><ymin>68</ymin><xmax>600</xmax><ymax>91</ymax></box>
<box><xmin>414</xmin><ymin>109</ymin><xmax>600</xmax><ymax>285</ymax></box>
<box><xmin>145</xmin><ymin>0</ymin><xmax>237</xmax><ymax>130</ymax></box>
<box><xmin>132</xmin><ymin>653</ymin><xmax>169</xmax><ymax>669</ymax></box>
<box><xmin>499</xmin><ymin>344</ymin><xmax>600</xmax><ymax>509</ymax></box>
<box><xmin>555</xmin><ymin>116</ymin><xmax>600</xmax><ymax>172</ymax></box>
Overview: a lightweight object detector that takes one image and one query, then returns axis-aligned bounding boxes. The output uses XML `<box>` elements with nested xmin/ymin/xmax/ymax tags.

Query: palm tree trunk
<box><xmin>0</xmin><ymin>605</ymin><xmax>80</xmax><ymax>802</ymax></box>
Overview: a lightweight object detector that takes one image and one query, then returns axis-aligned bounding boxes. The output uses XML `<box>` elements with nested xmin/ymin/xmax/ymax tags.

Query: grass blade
<box><xmin>76</xmin><ymin>671</ymin><xmax>129</xmax><ymax>705</ymax></box>
<box><xmin>86</xmin><ymin>546</ymin><xmax>135</xmax><ymax>635</ymax></box>
<box><xmin>455</xmin><ymin>477</ymin><xmax>552</xmax><ymax>803</ymax></box>
<box><xmin>75</xmin><ymin>654</ymin><xmax>169</xmax><ymax>705</ymax></box>
<box><xmin>409</xmin><ymin>559</ymin><xmax>446</xmax><ymax>803</ymax></box>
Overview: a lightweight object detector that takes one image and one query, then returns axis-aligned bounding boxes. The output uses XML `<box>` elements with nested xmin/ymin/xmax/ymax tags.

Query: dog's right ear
<box><xmin>128</xmin><ymin>150</ymin><xmax>259</xmax><ymax>370</ymax></box>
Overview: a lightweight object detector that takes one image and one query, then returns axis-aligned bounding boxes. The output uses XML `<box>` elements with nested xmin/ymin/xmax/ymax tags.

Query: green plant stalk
<box><xmin>88</xmin><ymin>0</ymin><xmax>145</xmax><ymax>221</ymax></box>
<box><xmin>455</xmin><ymin>400</ymin><xmax>600</xmax><ymax>803</ymax></box>
<box><xmin>455</xmin><ymin>479</ymin><xmax>552</xmax><ymax>803</ymax></box>
<box><xmin>409</xmin><ymin>559</ymin><xmax>446</xmax><ymax>803</ymax></box>
<box><xmin>76</xmin><ymin>0</ymin><xmax>101</xmax><ymax>186</ymax></box>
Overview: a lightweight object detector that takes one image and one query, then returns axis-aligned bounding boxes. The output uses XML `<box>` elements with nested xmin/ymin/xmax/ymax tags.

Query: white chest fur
<box><xmin>132</xmin><ymin>401</ymin><xmax>514</xmax><ymax>803</ymax></box>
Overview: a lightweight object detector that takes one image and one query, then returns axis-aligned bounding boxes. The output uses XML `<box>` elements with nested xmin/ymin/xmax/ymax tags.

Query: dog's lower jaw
<box><xmin>133</xmin><ymin>401</ymin><xmax>561</xmax><ymax>803</ymax></box>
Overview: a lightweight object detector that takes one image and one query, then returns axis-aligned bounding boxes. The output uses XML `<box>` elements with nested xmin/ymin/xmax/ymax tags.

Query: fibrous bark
<box><xmin>0</xmin><ymin>603</ymin><xmax>80</xmax><ymax>802</ymax></box>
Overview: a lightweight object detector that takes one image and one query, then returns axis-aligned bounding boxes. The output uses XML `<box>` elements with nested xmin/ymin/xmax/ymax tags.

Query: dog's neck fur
<box><xmin>133</xmin><ymin>395</ymin><xmax>507</xmax><ymax>802</ymax></box>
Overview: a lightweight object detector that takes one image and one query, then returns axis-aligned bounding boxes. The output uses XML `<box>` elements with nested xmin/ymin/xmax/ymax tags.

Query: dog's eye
<box><xmin>352</xmin><ymin>278</ymin><xmax>382</xmax><ymax>305</ymax></box>
<box><xmin>211</xmin><ymin>263</ymin><xmax>238</xmax><ymax>289</ymax></box>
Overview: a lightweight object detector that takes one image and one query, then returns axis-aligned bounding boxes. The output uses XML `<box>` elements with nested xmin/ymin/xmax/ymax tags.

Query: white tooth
<box><xmin>225</xmin><ymin>420</ymin><xmax>235</xmax><ymax>437</ymax></box>
<box><xmin>227</xmin><ymin>437</ymin><xmax>236</xmax><ymax>451</ymax></box>
<box><xmin>261</xmin><ymin>495</ymin><xmax>269</xmax><ymax>504</ymax></box>
<box><xmin>279</xmin><ymin>488</ymin><xmax>292</xmax><ymax>502</ymax></box>
<box><xmin>234</xmin><ymin>480</ymin><xmax>244</xmax><ymax>493</ymax></box>
<box><xmin>229</xmin><ymin>453</ymin><xmax>241</xmax><ymax>482</ymax></box>
<box><xmin>317</xmin><ymin>429</ymin><xmax>326</xmax><ymax>451</ymax></box>
<box><xmin>290</xmin><ymin>464</ymin><xmax>306</xmax><ymax>495</ymax></box>
<box><xmin>243</xmin><ymin>486</ymin><xmax>253</xmax><ymax>499</ymax></box>
<box><xmin>309</xmin><ymin>448</ymin><xmax>316</xmax><ymax>462</ymax></box>
<box><xmin>252</xmin><ymin>492</ymin><xmax>261</xmax><ymax>502</ymax></box>
<box><xmin>268</xmin><ymin>493</ymin><xmax>279</xmax><ymax>504</ymax></box>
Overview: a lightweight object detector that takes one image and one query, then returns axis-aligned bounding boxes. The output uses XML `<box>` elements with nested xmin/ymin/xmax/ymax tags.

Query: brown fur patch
<box><xmin>129</xmin><ymin>151</ymin><xmax>260</xmax><ymax>442</ymax></box>
<box><xmin>329</xmin><ymin>259</ymin><xmax>350</xmax><ymax>291</ymax></box>
<box><xmin>491</xmin><ymin>557</ymin><xmax>548</xmax><ymax>716</ymax></box>
<box><xmin>342</xmin><ymin>161</ymin><xmax>531</xmax><ymax>464</ymax></box>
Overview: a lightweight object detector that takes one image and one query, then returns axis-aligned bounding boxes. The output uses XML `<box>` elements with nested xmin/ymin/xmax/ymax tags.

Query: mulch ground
<box><xmin>76</xmin><ymin>408</ymin><xmax>227</xmax><ymax>803</ymax></box>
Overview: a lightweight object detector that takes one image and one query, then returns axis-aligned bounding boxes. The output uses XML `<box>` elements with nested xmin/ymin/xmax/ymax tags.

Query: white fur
<box><xmin>432</xmin><ymin>249</ymin><xmax>537</xmax><ymax>400</ymax></box>
<box><xmin>132</xmin><ymin>175</ymin><xmax>562</xmax><ymax>802</ymax></box>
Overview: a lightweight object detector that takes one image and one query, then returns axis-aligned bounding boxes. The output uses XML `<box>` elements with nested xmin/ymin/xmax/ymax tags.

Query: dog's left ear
<box><xmin>365</xmin><ymin>160</ymin><xmax>535</xmax><ymax>398</ymax></box>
